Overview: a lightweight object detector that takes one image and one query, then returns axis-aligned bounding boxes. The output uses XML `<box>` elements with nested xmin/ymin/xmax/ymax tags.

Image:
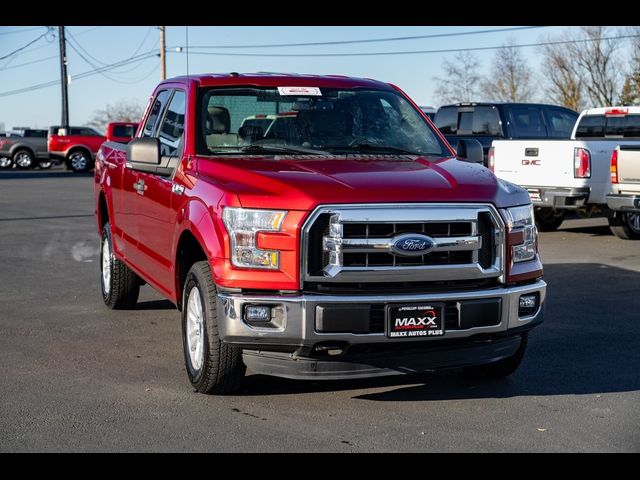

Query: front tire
<box><xmin>463</xmin><ymin>333</ymin><xmax>528</xmax><ymax>378</ymax></box>
<box><xmin>608</xmin><ymin>212</ymin><xmax>640</xmax><ymax>240</ymax></box>
<box><xmin>13</xmin><ymin>149</ymin><xmax>34</xmax><ymax>169</ymax></box>
<box><xmin>67</xmin><ymin>149</ymin><xmax>92</xmax><ymax>173</ymax></box>
<box><xmin>0</xmin><ymin>157</ymin><xmax>13</xmax><ymax>169</ymax></box>
<box><xmin>182</xmin><ymin>261</ymin><xmax>245</xmax><ymax>394</ymax></box>
<box><xmin>37</xmin><ymin>159</ymin><xmax>53</xmax><ymax>169</ymax></box>
<box><xmin>101</xmin><ymin>223</ymin><xmax>140</xmax><ymax>309</ymax></box>
<box><xmin>534</xmin><ymin>207</ymin><xmax>565</xmax><ymax>232</ymax></box>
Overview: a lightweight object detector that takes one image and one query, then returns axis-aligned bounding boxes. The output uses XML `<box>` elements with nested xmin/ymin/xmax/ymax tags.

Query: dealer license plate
<box><xmin>386</xmin><ymin>303</ymin><xmax>445</xmax><ymax>338</ymax></box>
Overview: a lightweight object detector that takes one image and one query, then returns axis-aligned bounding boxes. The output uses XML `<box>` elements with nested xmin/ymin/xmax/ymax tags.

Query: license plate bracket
<box><xmin>386</xmin><ymin>303</ymin><xmax>445</xmax><ymax>338</ymax></box>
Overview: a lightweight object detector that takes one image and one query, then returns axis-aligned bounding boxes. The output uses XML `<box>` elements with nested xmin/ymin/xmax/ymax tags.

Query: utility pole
<box><xmin>160</xmin><ymin>26</ymin><xmax>166</xmax><ymax>80</ymax></box>
<box><xmin>58</xmin><ymin>26</ymin><xmax>69</xmax><ymax>132</ymax></box>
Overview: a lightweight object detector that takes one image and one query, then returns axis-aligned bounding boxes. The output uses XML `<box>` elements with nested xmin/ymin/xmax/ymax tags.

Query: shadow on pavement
<box><xmin>558</xmin><ymin>224</ymin><xmax>613</xmax><ymax>237</ymax></box>
<box><xmin>238</xmin><ymin>263</ymin><xmax>640</xmax><ymax>400</ymax></box>
<box><xmin>0</xmin><ymin>170</ymin><xmax>93</xmax><ymax>180</ymax></box>
<box><xmin>134</xmin><ymin>299</ymin><xmax>176</xmax><ymax>311</ymax></box>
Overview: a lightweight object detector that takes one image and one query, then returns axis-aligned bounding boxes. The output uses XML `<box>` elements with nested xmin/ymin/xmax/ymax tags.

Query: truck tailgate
<box><xmin>492</xmin><ymin>139</ymin><xmax>577</xmax><ymax>188</ymax></box>
<box><xmin>618</xmin><ymin>145</ymin><xmax>640</xmax><ymax>185</ymax></box>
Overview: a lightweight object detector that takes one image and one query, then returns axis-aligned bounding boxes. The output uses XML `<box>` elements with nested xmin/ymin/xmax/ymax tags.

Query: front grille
<box><xmin>302</xmin><ymin>204</ymin><xmax>504</xmax><ymax>286</ymax></box>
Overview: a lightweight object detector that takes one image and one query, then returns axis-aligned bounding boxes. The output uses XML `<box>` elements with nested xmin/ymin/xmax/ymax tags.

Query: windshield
<box><xmin>197</xmin><ymin>87</ymin><xmax>449</xmax><ymax>157</ymax></box>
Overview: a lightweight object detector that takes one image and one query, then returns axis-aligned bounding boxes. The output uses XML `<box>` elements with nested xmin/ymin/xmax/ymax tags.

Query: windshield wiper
<box><xmin>323</xmin><ymin>143</ymin><xmax>421</xmax><ymax>156</ymax></box>
<box><xmin>239</xmin><ymin>144</ymin><xmax>329</xmax><ymax>155</ymax></box>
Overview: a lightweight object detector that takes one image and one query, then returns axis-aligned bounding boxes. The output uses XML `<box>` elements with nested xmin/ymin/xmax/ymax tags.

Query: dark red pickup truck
<box><xmin>94</xmin><ymin>73</ymin><xmax>546</xmax><ymax>394</ymax></box>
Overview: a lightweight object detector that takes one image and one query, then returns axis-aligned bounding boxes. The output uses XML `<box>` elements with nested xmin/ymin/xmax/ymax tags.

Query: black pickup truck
<box><xmin>434</xmin><ymin>102</ymin><xmax>579</xmax><ymax>166</ymax></box>
<box><xmin>0</xmin><ymin>128</ymin><xmax>52</xmax><ymax>169</ymax></box>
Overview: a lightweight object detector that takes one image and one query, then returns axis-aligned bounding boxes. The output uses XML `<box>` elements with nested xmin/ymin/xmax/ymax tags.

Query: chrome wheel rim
<box><xmin>627</xmin><ymin>213</ymin><xmax>640</xmax><ymax>233</ymax></box>
<box><xmin>15</xmin><ymin>152</ymin><xmax>32</xmax><ymax>167</ymax></box>
<box><xmin>0</xmin><ymin>157</ymin><xmax>11</xmax><ymax>168</ymax></box>
<box><xmin>186</xmin><ymin>287</ymin><xmax>204</xmax><ymax>371</ymax></box>
<box><xmin>39</xmin><ymin>161</ymin><xmax>52</xmax><ymax>168</ymax></box>
<box><xmin>70</xmin><ymin>152</ymin><xmax>87</xmax><ymax>171</ymax></box>
<box><xmin>102</xmin><ymin>239</ymin><xmax>111</xmax><ymax>295</ymax></box>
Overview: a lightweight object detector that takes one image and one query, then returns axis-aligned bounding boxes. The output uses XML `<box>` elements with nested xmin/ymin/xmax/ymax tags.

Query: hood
<box><xmin>195</xmin><ymin>154</ymin><xmax>530</xmax><ymax>210</ymax></box>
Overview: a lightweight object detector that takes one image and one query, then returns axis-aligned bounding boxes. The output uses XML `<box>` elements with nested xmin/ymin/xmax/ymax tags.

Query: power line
<box><xmin>0</xmin><ymin>26</ymin><xmax>45</xmax><ymax>36</ymax></box>
<box><xmin>0</xmin><ymin>55</ymin><xmax>57</xmax><ymax>71</ymax></box>
<box><xmin>0</xmin><ymin>51</ymin><xmax>157</xmax><ymax>98</ymax></box>
<box><xmin>175</xmin><ymin>26</ymin><xmax>549</xmax><ymax>50</ymax></box>
<box><xmin>66</xmin><ymin>27</ymin><xmax>152</xmax><ymax>67</ymax></box>
<box><xmin>170</xmin><ymin>33</ymin><xmax>640</xmax><ymax>58</ymax></box>
<box><xmin>0</xmin><ymin>27</ymin><xmax>54</xmax><ymax>61</ymax></box>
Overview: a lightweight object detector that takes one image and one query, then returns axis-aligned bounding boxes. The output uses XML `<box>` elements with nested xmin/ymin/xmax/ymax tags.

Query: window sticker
<box><xmin>277</xmin><ymin>86</ymin><xmax>322</xmax><ymax>96</ymax></box>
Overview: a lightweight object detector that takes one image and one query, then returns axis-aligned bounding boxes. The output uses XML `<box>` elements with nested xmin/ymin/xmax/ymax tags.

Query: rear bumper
<box><xmin>242</xmin><ymin>334</ymin><xmax>524</xmax><ymax>380</ymax></box>
<box><xmin>606</xmin><ymin>194</ymin><xmax>640</xmax><ymax>212</ymax></box>
<box><xmin>526</xmin><ymin>186</ymin><xmax>590</xmax><ymax>209</ymax></box>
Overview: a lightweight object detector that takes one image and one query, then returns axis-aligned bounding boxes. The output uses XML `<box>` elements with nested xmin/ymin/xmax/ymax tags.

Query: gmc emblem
<box><xmin>522</xmin><ymin>159</ymin><xmax>541</xmax><ymax>166</ymax></box>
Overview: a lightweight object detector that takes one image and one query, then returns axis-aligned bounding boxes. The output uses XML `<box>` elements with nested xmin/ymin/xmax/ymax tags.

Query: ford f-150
<box><xmin>94</xmin><ymin>73</ymin><xmax>546</xmax><ymax>394</ymax></box>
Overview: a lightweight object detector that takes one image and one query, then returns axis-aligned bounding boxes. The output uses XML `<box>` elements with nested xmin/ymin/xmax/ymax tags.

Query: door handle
<box><xmin>133</xmin><ymin>179</ymin><xmax>146</xmax><ymax>195</ymax></box>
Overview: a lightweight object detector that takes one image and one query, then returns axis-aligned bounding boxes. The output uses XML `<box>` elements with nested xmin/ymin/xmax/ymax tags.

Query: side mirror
<box><xmin>126</xmin><ymin>137</ymin><xmax>160</xmax><ymax>172</ymax></box>
<box><xmin>456</xmin><ymin>139</ymin><xmax>484</xmax><ymax>165</ymax></box>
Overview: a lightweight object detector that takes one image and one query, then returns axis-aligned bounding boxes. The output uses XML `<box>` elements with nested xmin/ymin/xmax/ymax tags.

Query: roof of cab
<box><xmin>580</xmin><ymin>106</ymin><xmax>640</xmax><ymax>116</ymax></box>
<box><xmin>161</xmin><ymin>72</ymin><xmax>393</xmax><ymax>90</ymax></box>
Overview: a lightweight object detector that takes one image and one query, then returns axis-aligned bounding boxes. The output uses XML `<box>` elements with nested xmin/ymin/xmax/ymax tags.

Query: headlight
<box><xmin>222</xmin><ymin>207</ymin><xmax>287</xmax><ymax>269</ymax></box>
<box><xmin>502</xmin><ymin>204</ymin><xmax>537</xmax><ymax>263</ymax></box>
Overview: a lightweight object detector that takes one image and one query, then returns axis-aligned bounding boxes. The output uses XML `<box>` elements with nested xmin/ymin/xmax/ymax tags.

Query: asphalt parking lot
<box><xmin>0</xmin><ymin>166</ymin><xmax>638</xmax><ymax>452</ymax></box>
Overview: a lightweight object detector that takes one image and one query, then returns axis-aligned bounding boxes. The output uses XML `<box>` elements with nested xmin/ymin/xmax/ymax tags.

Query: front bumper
<box><xmin>606</xmin><ymin>194</ymin><xmax>640</xmax><ymax>212</ymax></box>
<box><xmin>217</xmin><ymin>280</ymin><xmax>545</xmax><ymax>347</ymax></box>
<box><xmin>526</xmin><ymin>186</ymin><xmax>590</xmax><ymax>209</ymax></box>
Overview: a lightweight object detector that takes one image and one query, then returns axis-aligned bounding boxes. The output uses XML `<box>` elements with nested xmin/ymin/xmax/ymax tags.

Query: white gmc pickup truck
<box><xmin>490</xmin><ymin>106</ymin><xmax>640</xmax><ymax>234</ymax></box>
<box><xmin>607</xmin><ymin>145</ymin><xmax>640</xmax><ymax>239</ymax></box>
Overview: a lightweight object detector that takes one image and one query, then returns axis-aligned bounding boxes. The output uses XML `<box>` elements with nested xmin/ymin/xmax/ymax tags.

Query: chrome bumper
<box><xmin>216</xmin><ymin>280</ymin><xmax>546</xmax><ymax>347</ymax></box>
<box><xmin>527</xmin><ymin>186</ymin><xmax>590</xmax><ymax>209</ymax></box>
<box><xmin>606</xmin><ymin>194</ymin><xmax>640</xmax><ymax>212</ymax></box>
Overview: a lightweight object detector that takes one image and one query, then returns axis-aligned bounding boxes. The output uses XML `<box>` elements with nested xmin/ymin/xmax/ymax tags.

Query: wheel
<box><xmin>0</xmin><ymin>157</ymin><xmax>12</xmax><ymax>169</ymax></box>
<box><xmin>13</xmin><ymin>149</ymin><xmax>34</xmax><ymax>169</ymax></box>
<box><xmin>101</xmin><ymin>223</ymin><xmax>140</xmax><ymax>309</ymax></box>
<box><xmin>608</xmin><ymin>212</ymin><xmax>640</xmax><ymax>240</ymax></box>
<box><xmin>462</xmin><ymin>333</ymin><xmax>528</xmax><ymax>378</ymax></box>
<box><xmin>534</xmin><ymin>207</ymin><xmax>565</xmax><ymax>232</ymax></box>
<box><xmin>67</xmin><ymin>149</ymin><xmax>91</xmax><ymax>173</ymax></box>
<box><xmin>37</xmin><ymin>159</ymin><xmax>53</xmax><ymax>169</ymax></box>
<box><xmin>182</xmin><ymin>261</ymin><xmax>245</xmax><ymax>394</ymax></box>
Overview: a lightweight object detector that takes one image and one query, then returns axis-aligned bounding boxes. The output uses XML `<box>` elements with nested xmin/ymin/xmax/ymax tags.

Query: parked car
<box><xmin>106</xmin><ymin>122</ymin><xmax>139</xmax><ymax>143</ymax></box>
<box><xmin>48</xmin><ymin>125</ymin><xmax>106</xmax><ymax>173</ymax></box>
<box><xmin>94</xmin><ymin>73</ymin><xmax>545</xmax><ymax>394</ymax></box>
<box><xmin>491</xmin><ymin>106</ymin><xmax>640</xmax><ymax>232</ymax></box>
<box><xmin>434</xmin><ymin>102</ymin><xmax>579</xmax><ymax>166</ymax></box>
<box><xmin>419</xmin><ymin>106</ymin><xmax>436</xmax><ymax>120</ymax></box>
<box><xmin>0</xmin><ymin>128</ymin><xmax>52</xmax><ymax>169</ymax></box>
<box><xmin>606</xmin><ymin>144</ymin><xmax>640</xmax><ymax>239</ymax></box>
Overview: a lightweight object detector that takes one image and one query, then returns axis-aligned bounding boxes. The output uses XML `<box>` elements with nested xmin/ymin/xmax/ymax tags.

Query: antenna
<box><xmin>185</xmin><ymin>26</ymin><xmax>190</xmax><ymax>79</ymax></box>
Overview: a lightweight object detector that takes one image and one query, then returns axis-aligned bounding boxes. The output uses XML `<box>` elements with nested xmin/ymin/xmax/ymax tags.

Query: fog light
<box><xmin>518</xmin><ymin>294</ymin><xmax>539</xmax><ymax>317</ymax></box>
<box><xmin>244</xmin><ymin>305</ymin><xmax>271</xmax><ymax>322</ymax></box>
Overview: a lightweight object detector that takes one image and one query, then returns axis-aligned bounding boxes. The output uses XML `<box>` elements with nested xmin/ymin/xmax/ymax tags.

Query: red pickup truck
<box><xmin>94</xmin><ymin>73</ymin><xmax>546</xmax><ymax>394</ymax></box>
<box><xmin>49</xmin><ymin>122</ymin><xmax>138</xmax><ymax>172</ymax></box>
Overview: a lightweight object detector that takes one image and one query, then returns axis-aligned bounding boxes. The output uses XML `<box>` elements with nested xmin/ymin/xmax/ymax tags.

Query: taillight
<box><xmin>574</xmin><ymin>147</ymin><xmax>591</xmax><ymax>178</ymax></box>
<box><xmin>488</xmin><ymin>146</ymin><xmax>495</xmax><ymax>172</ymax></box>
<box><xmin>610</xmin><ymin>148</ymin><xmax>619</xmax><ymax>184</ymax></box>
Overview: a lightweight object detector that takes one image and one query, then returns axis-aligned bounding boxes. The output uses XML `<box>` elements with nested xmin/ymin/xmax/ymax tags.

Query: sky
<box><xmin>0</xmin><ymin>25</ymin><xmax>622</xmax><ymax>132</ymax></box>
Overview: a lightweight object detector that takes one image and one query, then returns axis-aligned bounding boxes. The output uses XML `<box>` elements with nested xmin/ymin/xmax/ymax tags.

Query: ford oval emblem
<box><xmin>390</xmin><ymin>233</ymin><xmax>435</xmax><ymax>257</ymax></box>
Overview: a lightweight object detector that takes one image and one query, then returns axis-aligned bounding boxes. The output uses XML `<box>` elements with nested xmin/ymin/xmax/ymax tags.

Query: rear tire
<box><xmin>13</xmin><ymin>149</ymin><xmax>34</xmax><ymax>169</ymax></box>
<box><xmin>462</xmin><ymin>333</ymin><xmax>528</xmax><ymax>378</ymax></box>
<box><xmin>608</xmin><ymin>212</ymin><xmax>640</xmax><ymax>240</ymax></box>
<box><xmin>101</xmin><ymin>223</ymin><xmax>140</xmax><ymax>309</ymax></box>
<box><xmin>182</xmin><ymin>261</ymin><xmax>245</xmax><ymax>394</ymax></box>
<box><xmin>534</xmin><ymin>207</ymin><xmax>565</xmax><ymax>232</ymax></box>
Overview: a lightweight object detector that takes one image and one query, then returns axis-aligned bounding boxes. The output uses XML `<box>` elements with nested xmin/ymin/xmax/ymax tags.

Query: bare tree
<box><xmin>433</xmin><ymin>51</ymin><xmax>482</xmax><ymax>104</ymax></box>
<box><xmin>540</xmin><ymin>37</ymin><xmax>584</xmax><ymax>111</ymax></box>
<box><xmin>87</xmin><ymin>99</ymin><xmax>144</xmax><ymax>133</ymax></box>
<box><xmin>619</xmin><ymin>26</ymin><xmax>640</xmax><ymax>105</ymax></box>
<box><xmin>481</xmin><ymin>39</ymin><xmax>536</xmax><ymax>102</ymax></box>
